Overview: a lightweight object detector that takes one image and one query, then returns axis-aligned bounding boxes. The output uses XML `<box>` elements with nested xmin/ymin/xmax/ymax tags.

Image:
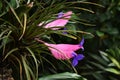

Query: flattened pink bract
<box><xmin>44</xmin><ymin>43</ymin><xmax>83</xmax><ymax>60</ymax></box>
<box><xmin>38</xmin><ymin>11</ymin><xmax>72</xmax><ymax>30</ymax></box>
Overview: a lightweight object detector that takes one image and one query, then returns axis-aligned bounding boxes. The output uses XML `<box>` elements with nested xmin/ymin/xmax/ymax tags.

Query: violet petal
<box><xmin>72</xmin><ymin>58</ymin><xmax>78</xmax><ymax>67</ymax></box>
<box><xmin>57</xmin><ymin>12</ymin><xmax>64</xmax><ymax>18</ymax></box>
<box><xmin>75</xmin><ymin>54</ymin><xmax>84</xmax><ymax>60</ymax></box>
<box><xmin>63</xmin><ymin>27</ymin><xmax>68</xmax><ymax>34</ymax></box>
<box><xmin>79</xmin><ymin>38</ymin><xmax>84</xmax><ymax>51</ymax></box>
<box><xmin>72</xmin><ymin>52</ymin><xmax>77</xmax><ymax>57</ymax></box>
<box><xmin>79</xmin><ymin>38</ymin><xmax>84</xmax><ymax>46</ymax></box>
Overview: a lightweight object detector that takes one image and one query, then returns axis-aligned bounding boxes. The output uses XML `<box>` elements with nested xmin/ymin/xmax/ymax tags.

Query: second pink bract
<box><xmin>44</xmin><ymin>43</ymin><xmax>83</xmax><ymax>60</ymax></box>
<box><xmin>38</xmin><ymin>11</ymin><xmax>72</xmax><ymax>30</ymax></box>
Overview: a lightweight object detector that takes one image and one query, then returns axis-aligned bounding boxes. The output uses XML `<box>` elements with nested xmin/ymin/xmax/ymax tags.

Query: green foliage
<box><xmin>1</xmin><ymin>0</ymin><xmax>119</xmax><ymax>80</ymax></box>
<box><xmin>39</xmin><ymin>72</ymin><xmax>87</xmax><ymax>80</ymax></box>
<box><xmin>101</xmin><ymin>47</ymin><xmax>120</xmax><ymax>74</ymax></box>
<box><xmin>74</xmin><ymin>0</ymin><xmax>120</xmax><ymax>80</ymax></box>
<box><xmin>0</xmin><ymin>0</ymin><xmax>93</xmax><ymax>80</ymax></box>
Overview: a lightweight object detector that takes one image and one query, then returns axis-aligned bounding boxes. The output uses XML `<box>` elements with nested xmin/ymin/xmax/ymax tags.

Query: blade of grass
<box><xmin>26</xmin><ymin>47</ymin><xmax>38</xmax><ymax>79</ymax></box>
<box><xmin>3</xmin><ymin>48</ymin><xmax>18</xmax><ymax>61</ymax></box>
<box><xmin>19</xmin><ymin>13</ymin><xmax>27</xmax><ymax>40</ymax></box>
<box><xmin>66</xmin><ymin>1</ymin><xmax>104</xmax><ymax>8</ymax></box>
<box><xmin>68</xmin><ymin>7</ymin><xmax>95</xmax><ymax>13</ymax></box>
<box><xmin>2</xmin><ymin>30</ymin><xmax>12</xmax><ymax>56</ymax></box>
<box><xmin>5</xmin><ymin>0</ymin><xmax>23</xmax><ymax>28</ymax></box>
<box><xmin>21</xmin><ymin>55</ymin><xmax>31</xmax><ymax>80</ymax></box>
<box><xmin>11</xmin><ymin>54</ymin><xmax>23</xmax><ymax>80</ymax></box>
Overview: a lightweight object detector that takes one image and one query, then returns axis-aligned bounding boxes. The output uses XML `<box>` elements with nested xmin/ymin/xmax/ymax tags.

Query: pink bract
<box><xmin>44</xmin><ymin>43</ymin><xmax>83</xmax><ymax>60</ymax></box>
<box><xmin>38</xmin><ymin>11</ymin><xmax>73</xmax><ymax>30</ymax></box>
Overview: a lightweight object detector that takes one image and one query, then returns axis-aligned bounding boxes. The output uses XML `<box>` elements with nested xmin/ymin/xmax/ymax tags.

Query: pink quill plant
<box><xmin>35</xmin><ymin>38</ymin><xmax>84</xmax><ymax>66</ymax></box>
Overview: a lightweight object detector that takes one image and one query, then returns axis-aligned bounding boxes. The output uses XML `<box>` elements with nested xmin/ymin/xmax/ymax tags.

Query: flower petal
<box><xmin>63</xmin><ymin>27</ymin><xmax>67</xmax><ymax>34</ymax></box>
<box><xmin>79</xmin><ymin>38</ymin><xmax>84</xmax><ymax>46</ymax></box>
<box><xmin>72</xmin><ymin>58</ymin><xmax>78</xmax><ymax>67</ymax></box>
<box><xmin>57</xmin><ymin>12</ymin><xmax>64</xmax><ymax>18</ymax></box>
<box><xmin>75</xmin><ymin>54</ymin><xmax>84</xmax><ymax>60</ymax></box>
<box><xmin>79</xmin><ymin>38</ymin><xmax>84</xmax><ymax>51</ymax></box>
<box><xmin>72</xmin><ymin>52</ymin><xmax>77</xmax><ymax>57</ymax></box>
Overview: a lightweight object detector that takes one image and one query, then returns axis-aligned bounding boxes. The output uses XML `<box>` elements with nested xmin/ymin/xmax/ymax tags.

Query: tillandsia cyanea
<box><xmin>37</xmin><ymin>11</ymin><xmax>84</xmax><ymax>67</ymax></box>
<box><xmin>35</xmin><ymin>38</ymin><xmax>85</xmax><ymax>67</ymax></box>
<box><xmin>38</xmin><ymin>11</ymin><xmax>72</xmax><ymax>30</ymax></box>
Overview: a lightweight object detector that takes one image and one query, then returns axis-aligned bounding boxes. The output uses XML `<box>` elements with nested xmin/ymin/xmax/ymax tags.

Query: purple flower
<box><xmin>63</xmin><ymin>27</ymin><xmax>67</xmax><ymax>34</ymax></box>
<box><xmin>57</xmin><ymin>12</ymin><xmax>64</xmax><ymax>18</ymax></box>
<box><xmin>72</xmin><ymin>52</ymin><xmax>84</xmax><ymax>67</ymax></box>
<box><xmin>72</xmin><ymin>38</ymin><xmax>85</xmax><ymax>66</ymax></box>
<box><xmin>79</xmin><ymin>38</ymin><xmax>84</xmax><ymax>51</ymax></box>
<box><xmin>79</xmin><ymin>38</ymin><xmax>84</xmax><ymax>46</ymax></box>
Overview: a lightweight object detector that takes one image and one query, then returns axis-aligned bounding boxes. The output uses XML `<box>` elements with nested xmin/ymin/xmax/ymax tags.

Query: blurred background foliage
<box><xmin>73</xmin><ymin>0</ymin><xmax>120</xmax><ymax>80</ymax></box>
<box><xmin>0</xmin><ymin>0</ymin><xmax>120</xmax><ymax>80</ymax></box>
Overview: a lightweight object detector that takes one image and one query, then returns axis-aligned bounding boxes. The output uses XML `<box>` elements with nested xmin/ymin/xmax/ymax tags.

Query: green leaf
<box><xmin>10</xmin><ymin>0</ymin><xmax>19</xmax><ymax>8</ymax></box>
<box><xmin>99</xmin><ymin>51</ymin><xmax>110</xmax><ymax>62</ymax></box>
<box><xmin>105</xmin><ymin>68</ymin><xmax>120</xmax><ymax>75</ymax></box>
<box><xmin>21</xmin><ymin>56</ymin><xmax>31</xmax><ymax>80</ymax></box>
<box><xmin>96</xmin><ymin>31</ymin><xmax>104</xmax><ymax>37</ymax></box>
<box><xmin>39</xmin><ymin>72</ymin><xmax>87</xmax><ymax>80</ymax></box>
<box><xmin>3</xmin><ymin>48</ymin><xmax>18</xmax><ymax>60</ymax></box>
<box><xmin>26</xmin><ymin>47</ymin><xmax>38</xmax><ymax>79</ymax></box>
<box><xmin>4</xmin><ymin>0</ymin><xmax>23</xmax><ymax>28</ymax></box>
<box><xmin>109</xmin><ymin>56</ymin><xmax>120</xmax><ymax>69</ymax></box>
